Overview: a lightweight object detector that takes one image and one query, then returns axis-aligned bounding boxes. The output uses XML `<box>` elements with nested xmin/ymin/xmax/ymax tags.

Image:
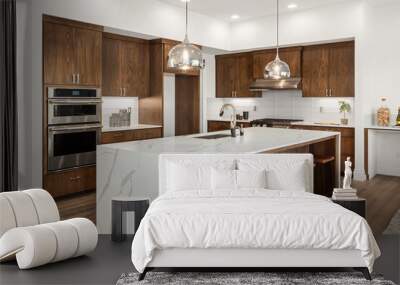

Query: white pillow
<box><xmin>266</xmin><ymin>161</ymin><xmax>307</xmax><ymax>191</ymax></box>
<box><xmin>211</xmin><ymin>168</ymin><xmax>237</xmax><ymax>190</ymax></box>
<box><xmin>237</xmin><ymin>158</ymin><xmax>309</xmax><ymax>192</ymax></box>
<box><xmin>166</xmin><ymin>162</ymin><xmax>212</xmax><ymax>191</ymax></box>
<box><xmin>237</xmin><ymin>170</ymin><xmax>267</xmax><ymax>189</ymax></box>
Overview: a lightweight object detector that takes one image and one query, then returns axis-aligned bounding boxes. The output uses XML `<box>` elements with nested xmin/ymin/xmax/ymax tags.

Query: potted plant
<box><xmin>339</xmin><ymin>101</ymin><xmax>351</xmax><ymax>125</ymax></box>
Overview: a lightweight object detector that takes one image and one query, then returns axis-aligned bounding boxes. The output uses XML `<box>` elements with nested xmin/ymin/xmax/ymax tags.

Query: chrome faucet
<box><xmin>219</xmin><ymin>104</ymin><xmax>238</xmax><ymax>137</ymax></box>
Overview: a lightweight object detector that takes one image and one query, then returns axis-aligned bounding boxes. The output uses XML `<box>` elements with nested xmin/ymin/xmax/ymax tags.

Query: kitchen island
<box><xmin>97</xmin><ymin>127</ymin><xmax>340</xmax><ymax>233</ymax></box>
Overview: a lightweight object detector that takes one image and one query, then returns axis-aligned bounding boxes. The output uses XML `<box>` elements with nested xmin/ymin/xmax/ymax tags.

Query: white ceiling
<box><xmin>158</xmin><ymin>0</ymin><xmax>349</xmax><ymax>22</ymax></box>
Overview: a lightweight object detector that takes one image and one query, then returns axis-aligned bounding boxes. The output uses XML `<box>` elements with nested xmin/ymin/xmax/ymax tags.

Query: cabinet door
<box><xmin>102</xmin><ymin>37</ymin><xmax>122</xmax><ymax>96</ymax></box>
<box><xmin>302</xmin><ymin>45</ymin><xmax>330</xmax><ymax>97</ymax></box>
<box><xmin>43</xmin><ymin>22</ymin><xmax>75</xmax><ymax>85</ymax></box>
<box><xmin>216</xmin><ymin>56</ymin><xmax>236</xmax><ymax>98</ymax></box>
<box><xmin>74</xmin><ymin>27</ymin><xmax>102</xmax><ymax>86</ymax></box>
<box><xmin>235</xmin><ymin>54</ymin><xmax>254</xmax><ymax>98</ymax></box>
<box><xmin>122</xmin><ymin>41</ymin><xmax>150</xmax><ymax>97</ymax></box>
<box><xmin>328</xmin><ymin>42</ymin><xmax>354</xmax><ymax>97</ymax></box>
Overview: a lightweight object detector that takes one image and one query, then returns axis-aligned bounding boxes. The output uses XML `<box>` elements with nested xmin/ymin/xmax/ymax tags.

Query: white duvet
<box><xmin>131</xmin><ymin>190</ymin><xmax>380</xmax><ymax>273</ymax></box>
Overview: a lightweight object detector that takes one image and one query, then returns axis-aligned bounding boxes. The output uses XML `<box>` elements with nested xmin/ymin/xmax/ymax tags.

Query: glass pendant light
<box><xmin>264</xmin><ymin>0</ymin><xmax>291</xmax><ymax>79</ymax></box>
<box><xmin>167</xmin><ymin>0</ymin><xmax>204</xmax><ymax>70</ymax></box>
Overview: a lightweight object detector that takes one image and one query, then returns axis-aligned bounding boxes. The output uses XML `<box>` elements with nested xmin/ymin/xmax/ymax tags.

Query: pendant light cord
<box><xmin>185</xmin><ymin>1</ymin><xmax>188</xmax><ymax>38</ymax></box>
<box><xmin>276</xmin><ymin>0</ymin><xmax>280</xmax><ymax>58</ymax></box>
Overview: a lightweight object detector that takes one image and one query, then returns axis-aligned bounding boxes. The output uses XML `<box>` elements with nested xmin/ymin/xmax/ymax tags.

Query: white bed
<box><xmin>131</xmin><ymin>154</ymin><xmax>380</xmax><ymax>280</ymax></box>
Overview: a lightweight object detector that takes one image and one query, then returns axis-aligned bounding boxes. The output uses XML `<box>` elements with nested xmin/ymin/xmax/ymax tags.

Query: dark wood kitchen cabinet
<box><xmin>102</xmin><ymin>33</ymin><xmax>150</xmax><ymax>97</ymax></box>
<box><xmin>44</xmin><ymin>165</ymin><xmax>96</xmax><ymax>199</ymax></box>
<box><xmin>216</xmin><ymin>53</ymin><xmax>255</xmax><ymax>98</ymax></box>
<box><xmin>302</xmin><ymin>41</ymin><xmax>354</xmax><ymax>97</ymax></box>
<box><xmin>253</xmin><ymin>47</ymin><xmax>302</xmax><ymax>80</ymax></box>
<box><xmin>101</xmin><ymin>127</ymin><xmax>162</xmax><ymax>144</ymax></box>
<box><xmin>43</xmin><ymin>15</ymin><xmax>102</xmax><ymax>86</ymax></box>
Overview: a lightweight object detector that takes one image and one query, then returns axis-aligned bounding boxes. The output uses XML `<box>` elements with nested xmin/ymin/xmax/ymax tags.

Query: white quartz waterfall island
<box><xmin>97</xmin><ymin>127</ymin><xmax>340</xmax><ymax>234</ymax></box>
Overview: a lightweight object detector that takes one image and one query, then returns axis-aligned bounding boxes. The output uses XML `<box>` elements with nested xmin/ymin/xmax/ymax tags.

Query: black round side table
<box><xmin>111</xmin><ymin>196</ymin><xmax>150</xmax><ymax>242</ymax></box>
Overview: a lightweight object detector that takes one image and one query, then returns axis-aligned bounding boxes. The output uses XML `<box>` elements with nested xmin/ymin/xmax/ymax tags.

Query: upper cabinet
<box><xmin>102</xmin><ymin>33</ymin><xmax>150</xmax><ymax>97</ymax></box>
<box><xmin>43</xmin><ymin>16</ymin><xmax>102</xmax><ymax>86</ymax></box>
<box><xmin>216</xmin><ymin>53</ymin><xmax>255</xmax><ymax>98</ymax></box>
<box><xmin>302</xmin><ymin>41</ymin><xmax>354</xmax><ymax>97</ymax></box>
<box><xmin>162</xmin><ymin>39</ymin><xmax>201</xmax><ymax>76</ymax></box>
<box><xmin>253</xmin><ymin>47</ymin><xmax>302</xmax><ymax>80</ymax></box>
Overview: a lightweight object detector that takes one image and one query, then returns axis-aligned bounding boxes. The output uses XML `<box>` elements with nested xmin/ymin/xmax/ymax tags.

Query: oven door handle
<box><xmin>48</xmin><ymin>124</ymin><xmax>102</xmax><ymax>132</ymax></box>
<box><xmin>48</xmin><ymin>99</ymin><xmax>102</xmax><ymax>104</ymax></box>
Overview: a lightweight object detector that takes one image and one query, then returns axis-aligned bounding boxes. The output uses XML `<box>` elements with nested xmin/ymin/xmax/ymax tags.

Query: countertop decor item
<box><xmin>339</xmin><ymin>101</ymin><xmax>351</xmax><ymax>125</ymax></box>
<box><xmin>396</xmin><ymin>106</ymin><xmax>400</xmax><ymax>126</ymax></box>
<box><xmin>167</xmin><ymin>0</ymin><xmax>204</xmax><ymax>71</ymax></box>
<box><xmin>377</xmin><ymin>97</ymin><xmax>390</xmax><ymax>127</ymax></box>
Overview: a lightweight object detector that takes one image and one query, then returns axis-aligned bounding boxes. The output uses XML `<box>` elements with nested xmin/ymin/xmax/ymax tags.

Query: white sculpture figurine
<box><xmin>342</xmin><ymin>157</ymin><xmax>353</xmax><ymax>189</ymax></box>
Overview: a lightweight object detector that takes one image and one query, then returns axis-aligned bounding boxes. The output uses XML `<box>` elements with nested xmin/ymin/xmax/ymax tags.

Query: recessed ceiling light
<box><xmin>287</xmin><ymin>3</ymin><xmax>298</xmax><ymax>9</ymax></box>
<box><xmin>231</xmin><ymin>14</ymin><xmax>240</xmax><ymax>20</ymax></box>
<box><xmin>181</xmin><ymin>0</ymin><xmax>190</xmax><ymax>2</ymax></box>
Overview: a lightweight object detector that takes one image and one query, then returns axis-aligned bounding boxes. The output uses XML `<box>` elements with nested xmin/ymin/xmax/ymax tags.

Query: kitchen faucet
<box><xmin>219</xmin><ymin>104</ymin><xmax>240</xmax><ymax>137</ymax></box>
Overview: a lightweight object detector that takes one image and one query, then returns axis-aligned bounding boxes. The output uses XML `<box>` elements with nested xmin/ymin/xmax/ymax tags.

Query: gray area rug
<box><xmin>116</xmin><ymin>272</ymin><xmax>395</xmax><ymax>285</ymax></box>
<box><xmin>384</xmin><ymin>209</ymin><xmax>400</xmax><ymax>235</ymax></box>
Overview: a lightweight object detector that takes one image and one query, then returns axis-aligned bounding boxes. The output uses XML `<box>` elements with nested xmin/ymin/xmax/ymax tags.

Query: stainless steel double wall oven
<box><xmin>47</xmin><ymin>87</ymin><xmax>101</xmax><ymax>171</ymax></box>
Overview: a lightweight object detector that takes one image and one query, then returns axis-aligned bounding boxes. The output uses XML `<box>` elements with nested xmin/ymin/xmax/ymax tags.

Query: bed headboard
<box><xmin>159</xmin><ymin>153</ymin><xmax>314</xmax><ymax>195</ymax></box>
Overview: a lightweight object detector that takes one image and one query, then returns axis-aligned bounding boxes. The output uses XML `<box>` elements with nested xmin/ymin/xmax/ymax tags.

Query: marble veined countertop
<box><xmin>99</xmin><ymin>127</ymin><xmax>339</xmax><ymax>155</ymax></box>
<box><xmin>102</xmin><ymin>124</ymin><xmax>162</xmax><ymax>133</ymax></box>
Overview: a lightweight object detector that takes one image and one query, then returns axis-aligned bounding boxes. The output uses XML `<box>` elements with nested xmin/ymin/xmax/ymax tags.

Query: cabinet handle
<box><xmin>69</xmin><ymin>176</ymin><xmax>81</xmax><ymax>181</ymax></box>
<box><xmin>72</xmin><ymin>74</ymin><xmax>76</xmax><ymax>84</ymax></box>
<box><xmin>120</xmin><ymin>88</ymin><xmax>123</xmax><ymax>96</ymax></box>
<box><xmin>329</xmin><ymin>89</ymin><xmax>332</xmax><ymax>97</ymax></box>
<box><xmin>77</xmin><ymin>73</ymin><xmax>80</xmax><ymax>84</ymax></box>
<box><xmin>325</xmin><ymin>89</ymin><xmax>328</xmax><ymax>96</ymax></box>
<box><xmin>124</xmin><ymin>88</ymin><xmax>126</xmax><ymax>96</ymax></box>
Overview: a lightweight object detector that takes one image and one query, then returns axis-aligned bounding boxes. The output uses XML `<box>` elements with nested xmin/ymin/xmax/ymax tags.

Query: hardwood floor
<box><xmin>56</xmin><ymin>190</ymin><xmax>96</xmax><ymax>223</ymax></box>
<box><xmin>53</xmin><ymin>175</ymin><xmax>400</xmax><ymax>237</ymax></box>
<box><xmin>354</xmin><ymin>175</ymin><xmax>400</xmax><ymax>235</ymax></box>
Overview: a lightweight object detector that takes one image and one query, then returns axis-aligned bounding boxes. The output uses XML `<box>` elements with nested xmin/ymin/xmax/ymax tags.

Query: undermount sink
<box><xmin>194</xmin><ymin>134</ymin><xmax>232</xmax><ymax>139</ymax></box>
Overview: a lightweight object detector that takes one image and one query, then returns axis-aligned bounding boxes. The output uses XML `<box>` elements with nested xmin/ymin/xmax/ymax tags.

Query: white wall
<box><xmin>163</xmin><ymin>74</ymin><xmax>175</xmax><ymax>137</ymax></box>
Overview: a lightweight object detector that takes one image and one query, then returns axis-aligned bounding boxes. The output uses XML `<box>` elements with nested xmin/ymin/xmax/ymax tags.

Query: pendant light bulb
<box><xmin>264</xmin><ymin>0</ymin><xmax>291</xmax><ymax>79</ymax></box>
<box><xmin>167</xmin><ymin>0</ymin><xmax>204</xmax><ymax>70</ymax></box>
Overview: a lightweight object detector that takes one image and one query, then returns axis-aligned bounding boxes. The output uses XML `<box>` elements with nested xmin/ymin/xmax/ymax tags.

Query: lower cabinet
<box><xmin>290</xmin><ymin>125</ymin><xmax>355</xmax><ymax>170</ymax></box>
<box><xmin>101</xmin><ymin>127</ymin><xmax>162</xmax><ymax>144</ymax></box>
<box><xmin>207</xmin><ymin>120</ymin><xmax>251</xmax><ymax>132</ymax></box>
<box><xmin>44</xmin><ymin>165</ymin><xmax>96</xmax><ymax>199</ymax></box>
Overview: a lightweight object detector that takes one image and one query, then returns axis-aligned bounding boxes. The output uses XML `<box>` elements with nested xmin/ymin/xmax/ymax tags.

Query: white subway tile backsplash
<box><xmin>207</xmin><ymin>91</ymin><xmax>354</xmax><ymax>124</ymax></box>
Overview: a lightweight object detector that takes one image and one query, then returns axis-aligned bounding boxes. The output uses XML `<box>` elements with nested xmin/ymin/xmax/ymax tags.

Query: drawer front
<box><xmin>132</xmin><ymin>128</ymin><xmax>162</xmax><ymax>140</ymax></box>
<box><xmin>44</xmin><ymin>166</ymin><xmax>96</xmax><ymax>198</ymax></box>
<box><xmin>101</xmin><ymin>131</ymin><xmax>130</xmax><ymax>144</ymax></box>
